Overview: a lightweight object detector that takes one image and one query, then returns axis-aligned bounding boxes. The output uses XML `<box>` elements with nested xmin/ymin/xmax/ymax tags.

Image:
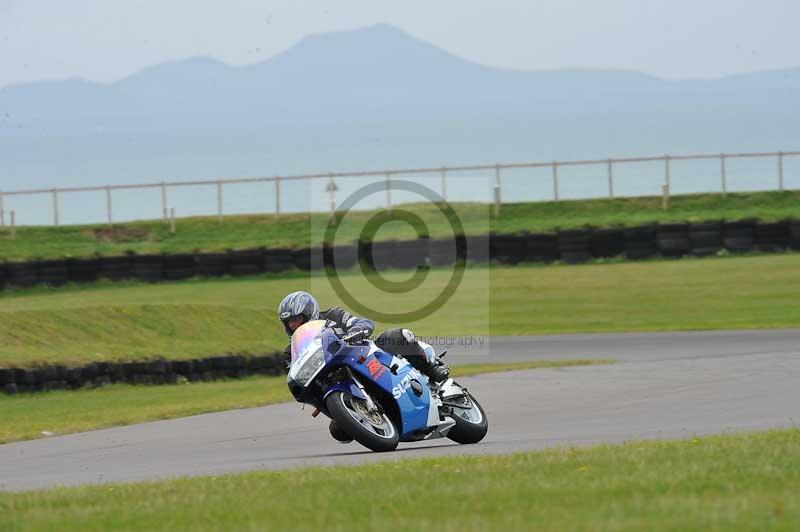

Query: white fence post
<box><xmin>0</xmin><ymin>192</ymin><xmax>5</xmax><ymax>227</ymax></box>
<box><xmin>106</xmin><ymin>186</ymin><xmax>113</xmax><ymax>227</ymax></box>
<box><xmin>161</xmin><ymin>182</ymin><xmax>168</xmax><ymax>221</ymax></box>
<box><xmin>778</xmin><ymin>151</ymin><xmax>784</xmax><ymax>191</ymax></box>
<box><xmin>328</xmin><ymin>178</ymin><xmax>336</xmax><ymax>216</ymax></box>
<box><xmin>720</xmin><ymin>153</ymin><xmax>727</xmax><ymax>196</ymax></box>
<box><xmin>385</xmin><ymin>172</ymin><xmax>392</xmax><ymax>210</ymax></box>
<box><xmin>494</xmin><ymin>164</ymin><xmax>501</xmax><ymax>216</ymax></box>
<box><xmin>216</xmin><ymin>180</ymin><xmax>223</xmax><ymax>223</ymax></box>
<box><xmin>552</xmin><ymin>162</ymin><xmax>559</xmax><ymax>201</ymax></box>
<box><xmin>275</xmin><ymin>176</ymin><xmax>281</xmax><ymax>218</ymax></box>
<box><xmin>170</xmin><ymin>207</ymin><xmax>176</xmax><ymax>234</ymax></box>
<box><xmin>10</xmin><ymin>210</ymin><xmax>15</xmax><ymax>239</ymax></box>
<box><xmin>607</xmin><ymin>159</ymin><xmax>614</xmax><ymax>199</ymax></box>
<box><xmin>52</xmin><ymin>189</ymin><xmax>59</xmax><ymax>226</ymax></box>
<box><xmin>440</xmin><ymin>167</ymin><xmax>447</xmax><ymax>201</ymax></box>
<box><xmin>664</xmin><ymin>155</ymin><xmax>671</xmax><ymax>190</ymax></box>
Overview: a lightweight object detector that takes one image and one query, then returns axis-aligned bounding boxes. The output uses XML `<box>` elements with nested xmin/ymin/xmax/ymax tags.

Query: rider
<box><xmin>278</xmin><ymin>290</ymin><xmax>450</xmax><ymax>444</ymax></box>
<box><xmin>278</xmin><ymin>290</ymin><xmax>451</xmax><ymax>382</ymax></box>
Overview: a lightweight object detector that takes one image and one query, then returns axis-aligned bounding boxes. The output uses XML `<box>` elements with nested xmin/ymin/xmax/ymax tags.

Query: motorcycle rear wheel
<box><xmin>445</xmin><ymin>392</ymin><xmax>488</xmax><ymax>444</ymax></box>
<box><xmin>326</xmin><ymin>391</ymin><xmax>399</xmax><ymax>452</ymax></box>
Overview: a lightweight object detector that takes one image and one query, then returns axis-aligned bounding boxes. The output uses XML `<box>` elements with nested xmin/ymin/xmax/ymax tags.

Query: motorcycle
<box><xmin>287</xmin><ymin>320</ymin><xmax>488</xmax><ymax>452</ymax></box>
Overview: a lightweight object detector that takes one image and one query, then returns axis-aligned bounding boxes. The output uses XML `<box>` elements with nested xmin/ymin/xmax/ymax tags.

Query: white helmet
<box><xmin>277</xmin><ymin>291</ymin><xmax>320</xmax><ymax>335</ymax></box>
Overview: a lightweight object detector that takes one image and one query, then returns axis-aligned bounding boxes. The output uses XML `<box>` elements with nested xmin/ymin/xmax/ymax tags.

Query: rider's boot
<box><xmin>329</xmin><ymin>420</ymin><xmax>353</xmax><ymax>444</ymax></box>
<box><xmin>406</xmin><ymin>343</ymin><xmax>450</xmax><ymax>384</ymax></box>
<box><xmin>422</xmin><ymin>356</ymin><xmax>450</xmax><ymax>383</ymax></box>
<box><xmin>376</xmin><ymin>328</ymin><xmax>451</xmax><ymax>384</ymax></box>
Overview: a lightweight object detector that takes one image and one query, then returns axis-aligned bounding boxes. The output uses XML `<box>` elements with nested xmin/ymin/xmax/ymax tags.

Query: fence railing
<box><xmin>0</xmin><ymin>149</ymin><xmax>797</xmax><ymax>228</ymax></box>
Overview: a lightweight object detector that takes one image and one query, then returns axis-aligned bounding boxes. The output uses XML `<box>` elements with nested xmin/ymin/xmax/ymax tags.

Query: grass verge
<box><xmin>2</xmin><ymin>429</ymin><xmax>798</xmax><ymax>531</ymax></box>
<box><xmin>0</xmin><ymin>190</ymin><xmax>798</xmax><ymax>261</ymax></box>
<box><xmin>1</xmin><ymin>254</ymin><xmax>799</xmax><ymax>367</ymax></box>
<box><xmin>0</xmin><ymin>360</ymin><xmax>609</xmax><ymax>444</ymax></box>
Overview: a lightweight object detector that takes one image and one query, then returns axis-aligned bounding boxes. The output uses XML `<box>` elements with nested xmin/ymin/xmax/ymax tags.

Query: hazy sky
<box><xmin>0</xmin><ymin>0</ymin><xmax>797</xmax><ymax>88</ymax></box>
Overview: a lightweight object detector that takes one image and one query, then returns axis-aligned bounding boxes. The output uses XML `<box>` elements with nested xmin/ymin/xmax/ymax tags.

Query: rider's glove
<box><xmin>342</xmin><ymin>327</ymin><xmax>369</xmax><ymax>344</ymax></box>
<box><xmin>322</xmin><ymin>307</ymin><xmax>352</xmax><ymax>327</ymax></box>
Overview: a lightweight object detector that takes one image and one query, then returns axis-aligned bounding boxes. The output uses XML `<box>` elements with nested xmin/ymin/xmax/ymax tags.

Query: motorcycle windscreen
<box><xmin>290</xmin><ymin>320</ymin><xmax>326</xmax><ymax>364</ymax></box>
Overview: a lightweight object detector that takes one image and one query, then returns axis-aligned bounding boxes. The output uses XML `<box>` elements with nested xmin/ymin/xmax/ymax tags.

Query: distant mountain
<box><xmin>1</xmin><ymin>23</ymin><xmax>798</xmax><ymax>132</ymax></box>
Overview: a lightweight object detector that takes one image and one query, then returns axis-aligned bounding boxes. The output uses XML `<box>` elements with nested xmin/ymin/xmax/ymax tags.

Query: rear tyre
<box><xmin>326</xmin><ymin>391</ymin><xmax>399</xmax><ymax>452</ymax></box>
<box><xmin>445</xmin><ymin>392</ymin><xmax>488</xmax><ymax>444</ymax></box>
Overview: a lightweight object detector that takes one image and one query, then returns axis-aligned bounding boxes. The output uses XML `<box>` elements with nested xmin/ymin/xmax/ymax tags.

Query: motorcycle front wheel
<box><xmin>325</xmin><ymin>391</ymin><xmax>399</xmax><ymax>452</ymax></box>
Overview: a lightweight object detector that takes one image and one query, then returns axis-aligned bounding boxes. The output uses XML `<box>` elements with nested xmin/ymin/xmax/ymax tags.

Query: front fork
<box><xmin>345</xmin><ymin>367</ymin><xmax>381</xmax><ymax>414</ymax></box>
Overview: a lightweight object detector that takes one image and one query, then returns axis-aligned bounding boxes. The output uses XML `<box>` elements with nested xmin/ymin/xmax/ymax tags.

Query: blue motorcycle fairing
<box><xmin>372</xmin><ymin>349</ymin><xmax>395</xmax><ymax>369</ymax></box>
<box><xmin>387</xmin><ymin>363</ymin><xmax>434</xmax><ymax>438</ymax></box>
<box><xmin>342</xmin><ymin>350</ymin><xmax>433</xmax><ymax>437</ymax></box>
<box><xmin>319</xmin><ymin>345</ymin><xmax>434</xmax><ymax>437</ymax></box>
<box><xmin>322</xmin><ymin>380</ymin><xmax>366</xmax><ymax>402</ymax></box>
<box><xmin>293</xmin><ymin>324</ymin><xmax>437</xmax><ymax>439</ymax></box>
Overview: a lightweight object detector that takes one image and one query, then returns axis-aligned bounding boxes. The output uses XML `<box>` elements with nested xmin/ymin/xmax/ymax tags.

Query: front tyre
<box><xmin>325</xmin><ymin>391</ymin><xmax>399</xmax><ymax>452</ymax></box>
<box><xmin>445</xmin><ymin>392</ymin><xmax>488</xmax><ymax>444</ymax></box>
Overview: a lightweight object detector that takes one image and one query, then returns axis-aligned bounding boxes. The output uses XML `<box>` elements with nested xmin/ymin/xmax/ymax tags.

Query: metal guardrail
<box><xmin>0</xmin><ymin>149</ymin><xmax>797</xmax><ymax>227</ymax></box>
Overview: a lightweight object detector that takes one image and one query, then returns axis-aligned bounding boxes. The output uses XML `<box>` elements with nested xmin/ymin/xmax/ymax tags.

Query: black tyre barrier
<box><xmin>34</xmin><ymin>260</ymin><xmax>71</xmax><ymax>287</ymax></box>
<box><xmin>624</xmin><ymin>225</ymin><xmax>658</xmax><ymax>260</ymax></box>
<box><xmin>464</xmin><ymin>235</ymin><xmax>491</xmax><ymax>264</ymax></box>
<box><xmin>163</xmin><ymin>254</ymin><xmax>196</xmax><ymax>281</ymax></box>
<box><xmin>356</xmin><ymin>239</ymin><xmax>377</xmax><ymax>271</ymax></box>
<box><xmin>195</xmin><ymin>252</ymin><xmax>230</xmax><ymax>277</ymax></box>
<box><xmin>428</xmin><ymin>237</ymin><xmax>457</xmax><ymax>266</ymax></box>
<box><xmin>325</xmin><ymin>245</ymin><xmax>358</xmax><ymax>270</ymax></box>
<box><xmin>372</xmin><ymin>239</ymin><xmax>429</xmax><ymax>270</ymax></box>
<box><xmin>2</xmin><ymin>218</ymin><xmax>800</xmax><ymax>292</ymax></box>
<box><xmin>0</xmin><ymin>352</ymin><xmax>285</xmax><ymax>395</ymax></box>
<box><xmin>400</xmin><ymin>238</ymin><xmax>432</xmax><ymax>269</ymax></box>
<box><xmin>69</xmin><ymin>257</ymin><xmax>101</xmax><ymax>283</ymax></box>
<box><xmin>229</xmin><ymin>248</ymin><xmax>266</xmax><ymax>276</ymax></box>
<box><xmin>132</xmin><ymin>254</ymin><xmax>164</xmax><ymax>283</ymax></box>
<box><xmin>591</xmin><ymin>228</ymin><xmax>626</xmax><ymax>258</ymax></box>
<box><xmin>722</xmin><ymin>220</ymin><xmax>756</xmax><ymax>253</ymax></box>
<box><xmin>755</xmin><ymin>221</ymin><xmax>791</xmax><ymax>252</ymax></box>
<box><xmin>557</xmin><ymin>229</ymin><xmax>593</xmax><ymax>264</ymax></box>
<box><xmin>99</xmin><ymin>255</ymin><xmax>135</xmax><ymax>281</ymax></box>
<box><xmin>292</xmin><ymin>247</ymin><xmax>327</xmax><ymax>271</ymax></box>
<box><xmin>656</xmin><ymin>223</ymin><xmax>691</xmax><ymax>258</ymax></box>
<box><xmin>7</xmin><ymin>262</ymin><xmax>37</xmax><ymax>287</ymax></box>
<box><xmin>0</xmin><ymin>368</ymin><xmax>14</xmax><ymax>385</ymax></box>
<box><xmin>523</xmin><ymin>233</ymin><xmax>558</xmax><ymax>263</ymax></box>
<box><xmin>308</xmin><ymin>247</ymin><xmax>327</xmax><ymax>271</ymax></box>
<box><xmin>369</xmin><ymin>241</ymin><xmax>393</xmax><ymax>271</ymax></box>
<box><xmin>790</xmin><ymin>221</ymin><xmax>800</xmax><ymax>251</ymax></box>
<box><xmin>492</xmin><ymin>234</ymin><xmax>528</xmax><ymax>264</ymax></box>
<box><xmin>689</xmin><ymin>221</ymin><xmax>723</xmax><ymax>257</ymax></box>
<box><xmin>264</xmin><ymin>248</ymin><xmax>295</xmax><ymax>273</ymax></box>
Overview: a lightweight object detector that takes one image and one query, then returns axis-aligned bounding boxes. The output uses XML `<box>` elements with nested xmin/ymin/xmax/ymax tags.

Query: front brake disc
<box><xmin>352</xmin><ymin>398</ymin><xmax>384</xmax><ymax>426</ymax></box>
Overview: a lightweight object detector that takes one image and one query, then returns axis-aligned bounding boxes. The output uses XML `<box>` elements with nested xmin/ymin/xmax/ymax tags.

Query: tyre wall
<box><xmin>0</xmin><ymin>219</ymin><xmax>797</xmax><ymax>289</ymax></box>
<box><xmin>0</xmin><ymin>353</ymin><xmax>285</xmax><ymax>395</ymax></box>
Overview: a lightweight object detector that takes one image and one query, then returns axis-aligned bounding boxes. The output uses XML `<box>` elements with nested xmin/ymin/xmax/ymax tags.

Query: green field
<box><xmin>0</xmin><ymin>190</ymin><xmax>798</xmax><ymax>261</ymax></box>
<box><xmin>3</xmin><ymin>429</ymin><xmax>798</xmax><ymax>531</ymax></box>
<box><xmin>1</xmin><ymin>254</ymin><xmax>799</xmax><ymax>367</ymax></box>
<box><xmin>0</xmin><ymin>360</ymin><xmax>609</xmax><ymax>444</ymax></box>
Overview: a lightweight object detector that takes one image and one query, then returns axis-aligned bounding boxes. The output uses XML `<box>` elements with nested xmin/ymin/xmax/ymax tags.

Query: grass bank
<box><xmin>1</xmin><ymin>254</ymin><xmax>799</xmax><ymax>367</ymax></box>
<box><xmin>3</xmin><ymin>429</ymin><xmax>798</xmax><ymax>530</ymax></box>
<box><xmin>0</xmin><ymin>190</ymin><xmax>798</xmax><ymax>261</ymax></box>
<box><xmin>0</xmin><ymin>361</ymin><xmax>609</xmax><ymax>444</ymax></box>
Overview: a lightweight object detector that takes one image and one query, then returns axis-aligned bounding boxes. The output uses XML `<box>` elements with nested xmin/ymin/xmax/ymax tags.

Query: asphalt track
<box><xmin>1</xmin><ymin>329</ymin><xmax>798</xmax><ymax>492</ymax></box>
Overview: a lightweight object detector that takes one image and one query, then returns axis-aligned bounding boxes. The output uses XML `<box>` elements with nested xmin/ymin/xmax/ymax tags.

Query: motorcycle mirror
<box><xmin>439</xmin><ymin>350</ymin><xmax>448</xmax><ymax>359</ymax></box>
